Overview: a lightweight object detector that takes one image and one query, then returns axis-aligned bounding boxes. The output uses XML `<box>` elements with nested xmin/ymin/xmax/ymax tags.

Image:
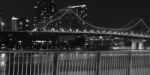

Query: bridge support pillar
<box><xmin>138</xmin><ymin>40</ymin><xmax>145</xmax><ymax>50</ymax></box>
<box><xmin>131</xmin><ymin>40</ymin><xmax>137</xmax><ymax>50</ymax></box>
<box><xmin>131</xmin><ymin>39</ymin><xmax>145</xmax><ymax>50</ymax></box>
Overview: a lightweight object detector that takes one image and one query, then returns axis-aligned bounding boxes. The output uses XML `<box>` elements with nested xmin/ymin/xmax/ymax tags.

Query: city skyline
<box><xmin>0</xmin><ymin>0</ymin><xmax>150</xmax><ymax>28</ymax></box>
<box><xmin>1</xmin><ymin>1</ymin><xmax>150</xmax><ymax>75</ymax></box>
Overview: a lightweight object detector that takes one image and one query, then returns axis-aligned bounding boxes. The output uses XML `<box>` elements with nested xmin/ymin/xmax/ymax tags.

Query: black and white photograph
<box><xmin>0</xmin><ymin>0</ymin><xmax>150</xmax><ymax>75</ymax></box>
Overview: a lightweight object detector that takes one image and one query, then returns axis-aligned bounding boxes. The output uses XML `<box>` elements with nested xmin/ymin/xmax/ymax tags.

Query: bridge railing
<box><xmin>0</xmin><ymin>50</ymin><xmax>150</xmax><ymax>75</ymax></box>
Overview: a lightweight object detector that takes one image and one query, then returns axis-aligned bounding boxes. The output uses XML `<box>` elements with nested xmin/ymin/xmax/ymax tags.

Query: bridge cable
<box><xmin>41</xmin><ymin>10</ymin><xmax>69</xmax><ymax>30</ymax></box>
<box><xmin>69</xmin><ymin>9</ymin><xmax>104</xmax><ymax>29</ymax></box>
<box><xmin>121</xmin><ymin>19</ymin><xmax>150</xmax><ymax>31</ymax></box>
<box><xmin>120</xmin><ymin>19</ymin><xmax>135</xmax><ymax>29</ymax></box>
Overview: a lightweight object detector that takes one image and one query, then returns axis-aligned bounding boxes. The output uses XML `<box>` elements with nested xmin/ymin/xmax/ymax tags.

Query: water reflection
<box><xmin>0</xmin><ymin>53</ymin><xmax>7</xmax><ymax>75</ymax></box>
<box><xmin>0</xmin><ymin>52</ymin><xmax>97</xmax><ymax>75</ymax></box>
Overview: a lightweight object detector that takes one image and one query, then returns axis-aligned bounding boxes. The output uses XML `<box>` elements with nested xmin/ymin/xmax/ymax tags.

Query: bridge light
<box><xmin>75</xmin><ymin>29</ymin><xmax>79</xmax><ymax>32</ymax></box>
<box><xmin>90</xmin><ymin>30</ymin><xmax>94</xmax><ymax>33</ymax></box>
<box><xmin>121</xmin><ymin>32</ymin><xmax>124</xmax><ymax>34</ymax></box>
<box><xmin>115</xmin><ymin>37</ymin><xmax>119</xmax><ymax>39</ymax></box>
<box><xmin>96</xmin><ymin>30</ymin><xmax>100</xmax><ymax>33</ymax></box>
<box><xmin>102</xmin><ymin>30</ymin><xmax>106</xmax><ymax>33</ymax></box>
<box><xmin>51</xmin><ymin>28</ymin><xmax>55</xmax><ymax>32</ymax></box>
<box><xmin>113</xmin><ymin>31</ymin><xmax>117</xmax><ymax>34</ymax></box>
<box><xmin>60</xmin><ymin>28</ymin><xmax>64</xmax><ymax>32</ymax></box>
<box><xmin>108</xmin><ymin>31</ymin><xmax>112</xmax><ymax>33</ymax></box>
<box><xmin>69</xmin><ymin>28</ymin><xmax>72</xmax><ymax>32</ymax></box>
<box><xmin>83</xmin><ymin>29</ymin><xmax>87</xmax><ymax>32</ymax></box>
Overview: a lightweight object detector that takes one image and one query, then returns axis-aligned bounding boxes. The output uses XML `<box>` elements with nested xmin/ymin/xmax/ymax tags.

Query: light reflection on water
<box><xmin>0</xmin><ymin>53</ymin><xmax>97</xmax><ymax>75</ymax></box>
<box><xmin>0</xmin><ymin>53</ymin><xmax>7</xmax><ymax>75</ymax></box>
<box><xmin>0</xmin><ymin>53</ymin><xmax>54</xmax><ymax>75</ymax></box>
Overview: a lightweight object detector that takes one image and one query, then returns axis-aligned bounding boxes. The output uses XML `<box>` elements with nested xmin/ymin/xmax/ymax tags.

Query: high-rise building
<box><xmin>11</xmin><ymin>16</ymin><xmax>18</xmax><ymax>31</ymax></box>
<box><xmin>0</xmin><ymin>9</ymin><xmax>3</xmax><ymax>19</ymax></box>
<box><xmin>0</xmin><ymin>10</ymin><xmax>5</xmax><ymax>31</ymax></box>
<box><xmin>17</xmin><ymin>18</ymin><xmax>31</xmax><ymax>31</ymax></box>
<box><xmin>11</xmin><ymin>17</ymin><xmax>31</xmax><ymax>31</ymax></box>
<box><xmin>67</xmin><ymin>4</ymin><xmax>88</xmax><ymax>19</ymax></box>
<box><xmin>33</xmin><ymin>0</ymin><xmax>56</xmax><ymax>26</ymax></box>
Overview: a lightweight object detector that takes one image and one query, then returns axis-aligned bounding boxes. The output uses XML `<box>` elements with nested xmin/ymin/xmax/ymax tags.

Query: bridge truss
<box><xmin>33</xmin><ymin>9</ymin><xmax>150</xmax><ymax>38</ymax></box>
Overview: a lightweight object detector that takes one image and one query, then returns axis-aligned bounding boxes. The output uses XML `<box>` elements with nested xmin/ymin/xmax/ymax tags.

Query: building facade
<box><xmin>0</xmin><ymin>9</ymin><xmax>5</xmax><ymax>31</ymax></box>
<box><xmin>33</xmin><ymin>0</ymin><xmax>56</xmax><ymax>26</ymax></box>
<box><xmin>11</xmin><ymin>17</ymin><xmax>18</xmax><ymax>31</ymax></box>
<box><xmin>11</xmin><ymin>17</ymin><xmax>31</xmax><ymax>31</ymax></box>
<box><xmin>0</xmin><ymin>9</ymin><xmax>3</xmax><ymax>19</ymax></box>
<box><xmin>17</xmin><ymin>18</ymin><xmax>31</xmax><ymax>31</ymax></box>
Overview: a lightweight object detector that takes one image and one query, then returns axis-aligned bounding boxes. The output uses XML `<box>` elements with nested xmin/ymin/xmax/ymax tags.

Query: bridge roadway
<box><xmin>30</xmin><ymin>31</ymin><xmax>150</xmax><ymax>39</ymax></box>
<box><xmin>0</xmin><ymin>31</ymin><xmax>150</xmax><ymax>40</ymax></box>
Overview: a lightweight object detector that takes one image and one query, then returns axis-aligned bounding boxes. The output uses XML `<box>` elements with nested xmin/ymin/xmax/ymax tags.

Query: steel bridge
<box><xmin>33</xmin><ymin>9</ymin><xmax>150</xmax><ymax>39</ymax></box>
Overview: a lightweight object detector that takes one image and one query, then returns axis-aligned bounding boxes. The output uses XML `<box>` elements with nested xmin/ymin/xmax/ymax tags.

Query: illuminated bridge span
<box><xmin>33</xmin><ymin>9</ymin><xmax>150</xmax><ymax>39</ymax></box>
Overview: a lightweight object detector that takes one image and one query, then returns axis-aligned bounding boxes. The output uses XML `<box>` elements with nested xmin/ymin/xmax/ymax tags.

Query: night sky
<box><xmin>0</xmin><ymin>0</ymin><xmax>150</xmax><ymax>28</ymax></box>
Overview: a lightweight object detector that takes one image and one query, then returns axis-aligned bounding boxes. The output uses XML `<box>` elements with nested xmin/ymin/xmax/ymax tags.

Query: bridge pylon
<box><xmin>131</xmin><ymin>39</ymin><xmax>146</xmax><ymax>50</ymax></box>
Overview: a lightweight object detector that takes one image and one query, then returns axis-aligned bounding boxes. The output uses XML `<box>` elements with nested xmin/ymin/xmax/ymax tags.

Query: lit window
<box><xmin>19</xmin><ymin>22</ymin><xmax>23</xmax><ymax>25</ymax></box>
<box><xmin>25</xmin><ymin>24</ymin><xmax>29</xmax><ymax>27</ymax></box>
<box><xmin>25</xmin><ymin>19</ymin><xmax>30</xmax><ymax>22</ymax></box>
<box><xmin>34</xmin><ymin>6</ymin><xmax>38</xmax><ymax>8</ymax></box>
